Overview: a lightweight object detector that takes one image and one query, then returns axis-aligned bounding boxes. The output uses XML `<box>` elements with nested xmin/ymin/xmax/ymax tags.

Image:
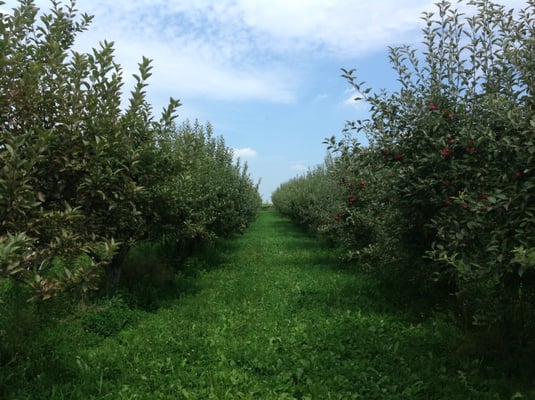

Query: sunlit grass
<box><xmin>1</xmin><ymin>210</ymin><xmax>533</xmax><ymax>399</ymax></box>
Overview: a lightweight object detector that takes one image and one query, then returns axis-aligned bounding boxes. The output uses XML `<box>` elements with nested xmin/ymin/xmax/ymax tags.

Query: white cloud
<box><xmin>67</xmin><ymin>0</ymin><xmax>298</xmax><ymax>105</ymax></box>
<box><xmin>235</xmin><ymin>0</ymin><xmax>433</xmax><ymax>57</ymax></box>
<box><xmin>233</xmin><ymin>147</ymin><xmax>257</xmax><ymax>159</ymax></box>
<box><xmin>343</xmin><ymin>88</ymin><xmax>369</xmax><ymax>111</ymax></box>
<box><xmin>238</xmin><ymin>0</ymin><xmax>531</xmax><ymax>57</ymax></box>
<box><xmin>12</xmin><ymin>0</ymin><xmax>532</xmax><ymax>59</ymax></box>
<box><xmin>108</xmin><ymin>38</ymin><xmax>296</xmax><ymax>104</ymax></box>
<box><xmin>7</xmin><ymin>0</ymin><xmax>448</xmax><ymax>106</ymax></box>
<box><xmin>5</xmin><ymin>0</ymin><xmax>529</xmax><ymax>108</ymax></box>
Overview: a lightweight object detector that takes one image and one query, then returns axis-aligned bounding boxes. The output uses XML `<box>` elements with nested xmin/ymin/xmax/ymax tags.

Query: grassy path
<box><xmin>16</xmin><ymin>210</ymin><xmax>530</xmax><ymax>399</ymax></box>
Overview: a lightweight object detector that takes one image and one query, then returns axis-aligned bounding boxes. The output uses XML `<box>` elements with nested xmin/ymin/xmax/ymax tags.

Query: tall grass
<box><xmin>1</xmin><ymin>210</ymin><xmax>533</xmax><ymax>399</ymax></box>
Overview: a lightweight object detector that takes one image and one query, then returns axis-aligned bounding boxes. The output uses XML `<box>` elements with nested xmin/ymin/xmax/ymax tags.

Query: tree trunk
<box><xmin>105</xmin><ymin>244</ymin><xmax>129</xmax><ymax>295</ymax></box>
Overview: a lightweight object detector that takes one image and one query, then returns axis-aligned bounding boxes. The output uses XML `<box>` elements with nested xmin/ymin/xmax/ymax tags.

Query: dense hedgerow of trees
<box><xmin>0</xmin><ymin>0</ymin><xmax>261</xmax><ymax>300</ymax></box>
<box><xmin>146</xmin><ymin>119</ymin><xmax>261</xmax><ymax>260</ymax></box>
<box><xmin>274</xmin><ymin>0</ymin><xmax>534</xmax><ymax>342</ymax></box>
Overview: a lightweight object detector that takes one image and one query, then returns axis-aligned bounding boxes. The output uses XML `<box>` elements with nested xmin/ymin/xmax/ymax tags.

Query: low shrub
<box><xmin>80</xmin><ymin>296</ymin><xmax>136</xmax><ymax>337</ymax></box>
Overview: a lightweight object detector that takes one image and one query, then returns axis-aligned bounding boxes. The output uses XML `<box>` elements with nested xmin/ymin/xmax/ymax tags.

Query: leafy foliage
<box><xmin>80</xmin><ymin>296</ymin><xmax>136</xmax><ymax>337</ymax></box>
<box><xmin>148</xmin><ymin>120</ymin><xmax>261</xmax><ymax>259</ymax></box>
<box><xmin>274</xmin><ymin>0</ymin><xmax>535</xmax><ymax>341</ymax></box>
<box><xmin>0</xmin><ymin>0</ymin><xmax>261</xmax><ymax>300</ymax></box>
<box><xmin>272</xmin><ymin>158</ymin><xmax>344</xmax><ymax>234</ymax></box>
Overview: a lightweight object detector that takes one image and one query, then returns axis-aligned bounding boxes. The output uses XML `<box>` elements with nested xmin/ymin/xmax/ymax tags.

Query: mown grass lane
<box><xmin>10</xmin><ymin>210</ymin><xmax>532</xmax><ymax>399</ymax></box>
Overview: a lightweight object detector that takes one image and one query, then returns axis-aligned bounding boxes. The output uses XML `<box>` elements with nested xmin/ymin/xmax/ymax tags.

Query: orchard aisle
<box><xmin>110</xmin><ymin>209</ymin><xmax>384</xmax><ymax>399</ymax></box>
<box><xmin>44</xmin><ymin>210</ymin><xmax>527</xmax><ymax>399</ymax></box>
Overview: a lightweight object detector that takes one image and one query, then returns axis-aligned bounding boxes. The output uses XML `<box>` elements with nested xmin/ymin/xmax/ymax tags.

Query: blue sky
<box><xmin>2</xmin><ymin>0</ymin><xmax>527</xmax><ymax>201</ymax></box>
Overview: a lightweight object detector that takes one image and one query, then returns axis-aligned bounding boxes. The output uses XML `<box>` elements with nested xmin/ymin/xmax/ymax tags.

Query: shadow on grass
<box><xmin>284</xmin><ymin>261</ymin><xmax>535</xmax><ymax>398</ymax></box>
<box><xmin>119</xmin><ymin>236</ymin><xmax>241</xmax><ymax>311</ymax></box>
<box><xmin>268</xmin><ymin>212</ymin><xmax>455</xmax><ymax>321</ymax></box>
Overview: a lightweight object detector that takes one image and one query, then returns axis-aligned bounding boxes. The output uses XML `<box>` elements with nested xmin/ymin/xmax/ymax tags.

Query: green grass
<box><xmin>1</xmin><ymin>210</ymin><xmax>533</xmax><ymax>399</ymax></box>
